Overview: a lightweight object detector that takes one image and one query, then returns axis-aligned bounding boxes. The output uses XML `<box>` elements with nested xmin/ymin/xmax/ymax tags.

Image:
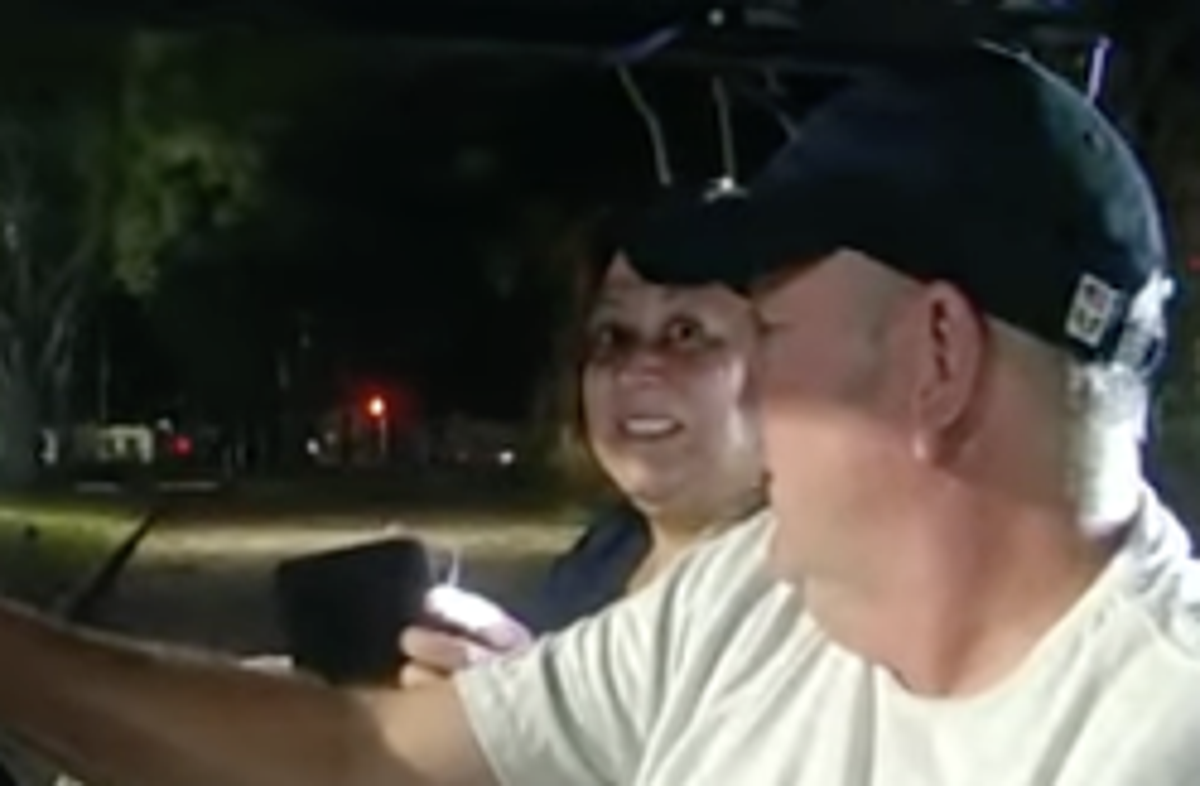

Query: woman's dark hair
<box><xmin>543</xmin><ymin>204</ymin><xmax>641</xmax><ymax>495</ymax></box>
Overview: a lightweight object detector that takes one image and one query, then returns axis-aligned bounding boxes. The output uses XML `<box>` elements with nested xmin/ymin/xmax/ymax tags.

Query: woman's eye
<box><xmin>587</xmin><ymin>323</ymin><xmax>625</xmax><ymax>357</ymax></box>
<box><xmin>664</xmin><ymin>317</ymin><xmax>708</xmax><ymax>349</ymax></box>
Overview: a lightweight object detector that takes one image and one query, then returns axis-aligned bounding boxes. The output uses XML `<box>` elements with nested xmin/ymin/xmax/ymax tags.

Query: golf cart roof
<box><xmin>40</xmin><ymin>1</ymin><xmax>1178</xmax><ymax>73</ymax></box>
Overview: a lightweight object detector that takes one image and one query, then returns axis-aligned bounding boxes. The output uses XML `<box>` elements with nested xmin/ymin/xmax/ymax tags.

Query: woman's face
<box><xmin>582</xmin><ymin>255</ymin><xmax>761</xmax><ymax>522</ymax></box>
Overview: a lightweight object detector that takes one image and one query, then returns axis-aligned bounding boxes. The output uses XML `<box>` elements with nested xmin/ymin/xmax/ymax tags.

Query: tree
<box><xmin>0</xmin><ymin>29</ymin><xmax>269</xmax><ymax>487</ymax></box>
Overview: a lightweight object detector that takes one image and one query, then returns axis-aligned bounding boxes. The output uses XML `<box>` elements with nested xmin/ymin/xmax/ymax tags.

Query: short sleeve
<box><xmin>454</xmin><ymin>558</ymin><xmax>688</xmax><ymax>786</ymax></box>
<box><xmin>453</xmin><ymin>513</ymin><xmax>775</xmax><ymax>786</ymax></box>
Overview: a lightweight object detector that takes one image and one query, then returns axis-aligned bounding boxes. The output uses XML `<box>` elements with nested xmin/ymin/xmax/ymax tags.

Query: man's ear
<box><xmin>908</xmin><ymin>282</ymin><xmax>987</xmax><ymax>462</ymax></box>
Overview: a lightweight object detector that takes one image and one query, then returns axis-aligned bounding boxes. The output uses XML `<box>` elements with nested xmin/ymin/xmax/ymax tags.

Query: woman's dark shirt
<box><xmin>519</xmin><ymin>501</ymin><xmax>651</xmax><ymax>633</ymax></box>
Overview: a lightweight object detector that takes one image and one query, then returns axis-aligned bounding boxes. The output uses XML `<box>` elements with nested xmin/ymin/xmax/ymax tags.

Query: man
<box><xmin>0</xmin><ymin>43</ymin><xmax>1197</xmax><ymax>785</ymax></box>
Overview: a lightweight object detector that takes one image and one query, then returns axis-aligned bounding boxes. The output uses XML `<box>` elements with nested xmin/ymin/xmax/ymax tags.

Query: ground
<box><xmin>0</xmin><ymin>472</ymin><xmax>584</xmax><ymax>654</ymax></box>
<box><xmin>0</xmin><ymin>498</ymin><xmax>143</xmax><ymax>610</ymax></box>
<box><xmin>94</xmin><ymin>506</ymin><xmax>577</xmax><ymax>654</ymax></box>
<box><xmin>76</xmin><ymin>473</ymin><xmax>582</xmax><ymax>654</ymax></box>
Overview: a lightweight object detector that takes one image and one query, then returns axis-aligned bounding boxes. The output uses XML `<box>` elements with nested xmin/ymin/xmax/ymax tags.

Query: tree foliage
<box><xmin>110</xmin><ymin>35</ymin><xmax>265</xmax><ymax>292</ymax></box>
<box><xmin>0</xmin><ymin>28</ymin><xmax>291</xmax><ymax>484</ymax></box>
<box><xmin>0</xmin><ymin>29</ymin><xmax>275</xmax><ymax>293</ymax></box>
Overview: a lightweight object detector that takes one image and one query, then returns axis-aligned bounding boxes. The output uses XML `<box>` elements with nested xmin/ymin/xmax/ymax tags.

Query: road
<box><xmin>91</xmin><ymin>505</ymin><xmax>576</xmax><ymax>655</ymax></box>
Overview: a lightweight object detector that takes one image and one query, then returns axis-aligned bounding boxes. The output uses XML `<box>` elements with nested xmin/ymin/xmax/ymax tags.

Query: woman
<box><xmin>522</xmin><ymin>249</ymin><xmax>763</xmax><ymax>629</ymax></box>
<box><xmin>402</xmin><ymin>230</ymin><xmax>765</xmax><ymax>681</ymax></box>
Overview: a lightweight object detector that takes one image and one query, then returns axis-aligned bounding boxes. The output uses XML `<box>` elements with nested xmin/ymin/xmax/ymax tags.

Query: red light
<box><xmin>171</xmin><ymin>435</ymin><xmax>193</xmax><ymax>457</ymax></box>
<box><xmin>366</xmin><ymin>395</ymin><xmax>386</xmax><ymax>419</ymax></box>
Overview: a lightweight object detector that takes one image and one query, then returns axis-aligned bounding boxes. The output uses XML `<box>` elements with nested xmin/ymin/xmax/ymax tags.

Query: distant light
<box><xmin>366</xmin><ymin>395</ymin><xmax>387</xmax><ymax>419</ymax></box>
<box><xmin>171</xmin><ymin>435</ymin><xmax>193</xmax><ymax>457</ymax></box>
<box><xmin>497</xmin><ymin>449</ymin><xmax>516</xmax><ymax>467</ymax></box>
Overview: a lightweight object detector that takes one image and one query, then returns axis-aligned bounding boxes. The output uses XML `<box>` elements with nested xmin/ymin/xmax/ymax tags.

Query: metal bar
<box><xmin>372</xmin><ymin>31</ymin><xmax>952</xmax><ymax>75</ymax></box>
<box><xmin>28</xmin><ymin>1</ymin><xmax>1109</xmax><ymax>75</ymax></box>
<box><xmin>351</xmin><ymin>10</ymin><xmax>1107</xmax><ymax>74</ymax></box>
<box><xmin>53</xmin><ymin>506</ymin><xmax>161</xmax><ymax>624</ymax></box>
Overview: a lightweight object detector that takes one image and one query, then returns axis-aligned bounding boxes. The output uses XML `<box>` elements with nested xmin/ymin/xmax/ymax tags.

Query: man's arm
<box><xmin>0</xmin><ymin>603</ymin><xmax>495</xmax><ymax>786</ymax></box>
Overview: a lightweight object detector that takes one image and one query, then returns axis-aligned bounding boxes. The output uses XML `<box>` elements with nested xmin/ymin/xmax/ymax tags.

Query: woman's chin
<box><xmin>601</xmin><ymin>453</ymin><xmax>697</xmax><ymax>510</ymax></box>
<box><xmin>618</xmin><ymin>478</ymin><xmax>691</xmax><ymax>518</ymax></box>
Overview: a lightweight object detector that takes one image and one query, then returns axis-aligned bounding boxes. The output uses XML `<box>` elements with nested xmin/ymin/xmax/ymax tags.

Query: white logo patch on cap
<box><xmin>1112</xmin><ymin>271</ymin><xmax>1173</xmax><ymax>370</ymax></box>
<box><xmin>1066</xmin><ymin>273</ymin><xmax>1122</xmax><ymax>348</ymax></box>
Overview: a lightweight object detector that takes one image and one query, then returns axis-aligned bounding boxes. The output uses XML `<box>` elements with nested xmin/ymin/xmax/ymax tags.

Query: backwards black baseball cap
<box><xmin>626</xmin><ymin>44</ymin><xmax>1173</xmax><ymax>374</ymax></box>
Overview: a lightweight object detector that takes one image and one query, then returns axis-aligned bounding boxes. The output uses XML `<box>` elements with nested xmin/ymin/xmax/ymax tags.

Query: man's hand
<box><xmin>399</xmin><ymin>586</ymin><xmax>533</xmax><ymax>689</ymax></box>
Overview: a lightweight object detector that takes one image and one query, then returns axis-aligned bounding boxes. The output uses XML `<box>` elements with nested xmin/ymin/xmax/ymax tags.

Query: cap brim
<box><xmin>624</xmin><ymin>188</ymin><xmax>832</xmax><ymax>292</ymax></box>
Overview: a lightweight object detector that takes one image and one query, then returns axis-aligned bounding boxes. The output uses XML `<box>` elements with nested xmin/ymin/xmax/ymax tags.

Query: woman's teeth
<box><xmin>622</xmin><ymin>417</ymin><xmax>680</xmax><ymax>438</ymax></box>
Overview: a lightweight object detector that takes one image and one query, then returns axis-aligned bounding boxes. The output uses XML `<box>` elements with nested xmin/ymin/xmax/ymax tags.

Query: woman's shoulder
<box><xmin>520</xmin><ymin>501</ymin><xmax>649</xmax><ymax>632</ymax></box>
<box><xmin>545</xmin><ymin>501</ymin><xmax>649</xmax><ymax>589</ymax></box>
<box><xmin>561</xmin><ymin>501</ymin><xmax>649</xmax><ymax>560</ymax></box>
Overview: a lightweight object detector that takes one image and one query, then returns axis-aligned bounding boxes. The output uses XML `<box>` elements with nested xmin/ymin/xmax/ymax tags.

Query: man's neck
<box><xmin>806</xmin><ymin>499</ymin><xmax>1127</xmax><ymax>697</ymax></box>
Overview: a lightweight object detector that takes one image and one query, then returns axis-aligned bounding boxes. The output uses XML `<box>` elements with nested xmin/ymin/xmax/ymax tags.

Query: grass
<box><xmin>168</xmin><ymin>473</ymin><xmax>588</xmax><ymax>526</ymax></box>
<box><xmin>0</xmin><ymin>470</ymin><xmax>599</xmax><ymax>621</ymax></box>
<box><xmin>0</xmin><ymin>497</ymin><xmax>145</xmax><ymax>609</ymax></box>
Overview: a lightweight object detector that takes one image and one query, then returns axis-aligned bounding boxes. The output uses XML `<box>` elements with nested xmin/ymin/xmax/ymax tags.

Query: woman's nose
<box><xmin>614</xmin><ymin>340</ymin><xmax>670</xmax><ymax>385</ymax></box>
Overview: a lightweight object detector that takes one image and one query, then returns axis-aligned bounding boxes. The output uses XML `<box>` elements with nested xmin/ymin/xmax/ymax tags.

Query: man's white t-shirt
<box><xmin>456</xmin><ymin>493</ymin><xmax>1200</xmax><ymax>785</ymax></box>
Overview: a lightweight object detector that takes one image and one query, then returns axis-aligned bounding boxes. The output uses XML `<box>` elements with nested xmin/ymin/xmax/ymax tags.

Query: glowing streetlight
<box><xmin>365</xmin><ymin>395</ymin><xmax>388</xmax><ymax>460</ymax></box>
<box><xmin>366</xmin><ymin>395</ymin><xmax>386</xmax><ymax>420</ymax></box>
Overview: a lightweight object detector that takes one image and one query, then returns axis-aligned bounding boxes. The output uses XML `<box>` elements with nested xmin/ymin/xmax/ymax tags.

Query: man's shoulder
<box><xmin>1113</xmin><ymin>494</ymin><xmax>1200</xmax><ymax>667</ymax></box>
<box><xmin>656</xmin><ymin>511</ymin><xmax>804</xmax><ymax>648</ymax></box>
<box><xmin>691</xmin><ymin>509</ymin><xmax>774</xmax><ymax>562</ymax></box>
<box><xmin>1124</xmin><ymin>554</ymin><xmax>1200</xmax><ymax>666</ymax></box>
<box><xmin>1078</xmin><ymin>562</ymin><xmax>1200</xmax><ymax>786</ymax></box>
<box><xmin>669</xmin><ymin>510</ymin><xmax>780</xmax><ymax>599</ymax></box>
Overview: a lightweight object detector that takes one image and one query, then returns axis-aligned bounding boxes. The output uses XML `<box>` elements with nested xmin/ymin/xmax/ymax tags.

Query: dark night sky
<box><xmin>63</xmin><ymin>0</ymin><xmax>1194</xmax><ymax>424</ymax></box>
<box><xmin>94</xmin><ymin>42</ymin><xmax>811</xmax><ymax>423</ymax></box>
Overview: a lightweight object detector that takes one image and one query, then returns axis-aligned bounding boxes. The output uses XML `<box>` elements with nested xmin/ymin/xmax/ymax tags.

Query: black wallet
<box><xmin>273</xmin><ymin>537</ymin><xmax>433</xmax><ymax>685</ymax></box>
